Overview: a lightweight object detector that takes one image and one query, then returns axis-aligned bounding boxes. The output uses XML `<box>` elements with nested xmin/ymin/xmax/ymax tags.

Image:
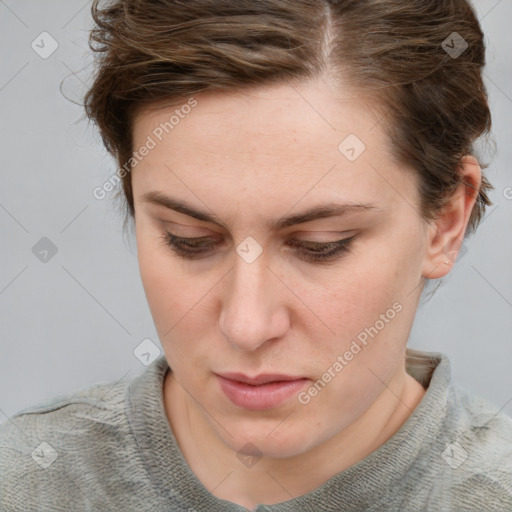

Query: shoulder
<box><xmin>449</xmin><ymin>383</ymin><xmax>512</xmax><ymax>454</ymax></box>
<box><xmin>0</xmin><ymin>375</ymin><xmax>132</xmax><ymax>510</ymax></box>
<box><xmin>440</xmin><ymin>384</ymin><xmax>512</xmax><ymax>510</ymax></box>
<box><xmin>0</xmin><ymin>372</ymin><xmax>129</xmax><ymax>436</ymax></box>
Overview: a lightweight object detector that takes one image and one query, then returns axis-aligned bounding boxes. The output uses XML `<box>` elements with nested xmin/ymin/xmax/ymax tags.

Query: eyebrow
<box><xmin>141</xmin><ymin>191</ymin><xmax>383</xmax><ymax>231</ymax></box>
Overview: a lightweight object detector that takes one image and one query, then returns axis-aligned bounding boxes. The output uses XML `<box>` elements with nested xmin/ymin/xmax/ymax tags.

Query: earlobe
<box><xmin>421</xmin><ymin>156</ymin><xmax>482</xmax><ymax>280</ymax></box>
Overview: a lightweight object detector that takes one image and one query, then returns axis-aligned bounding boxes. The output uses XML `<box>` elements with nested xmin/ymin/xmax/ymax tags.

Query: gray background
<box><xmin>1</xmin><ymin>0</ymin><xmax>511</xmax><ymax>426</ymax></box>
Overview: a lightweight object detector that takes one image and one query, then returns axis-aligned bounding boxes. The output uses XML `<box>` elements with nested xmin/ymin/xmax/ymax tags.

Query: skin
<box><xmin>131</xmin><ymin>75</ymin><xmax>481</xmax><ymax>509</ymax></box>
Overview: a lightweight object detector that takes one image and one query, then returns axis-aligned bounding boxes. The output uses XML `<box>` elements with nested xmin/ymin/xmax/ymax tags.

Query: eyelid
<box><xmin>163</xmin><ymin>231</ymin><xmax>359</xmax><ymax>251</ymax></box>
<box><xmin>292</xmin><ymin>230</ymin><xmax>358</xmax><ymax>240</ymax></box>
<box><xmin>161</xmin><ymin>216</ymin><xmax>361</xmax><ymax>237</ymax></box>
<box><xmin>168</xmin><ymin>234</ymin><xmax>357</xmax><ymax>247</ymax></box>
<box><xmin>162</xmin><ymin>222</ymin><xmax>358</xmax><ymax>241</ymax></box>
<box><xmin>162</xmin><ymin>231</ymin><xmax>358</xmax><ymax>264</ymax></box>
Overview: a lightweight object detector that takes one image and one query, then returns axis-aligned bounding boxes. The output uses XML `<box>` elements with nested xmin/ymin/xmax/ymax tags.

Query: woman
<box><xmin>1</xmin><ymin>0</ymin><xmax>511</xmax><ymax>510</ymax></box>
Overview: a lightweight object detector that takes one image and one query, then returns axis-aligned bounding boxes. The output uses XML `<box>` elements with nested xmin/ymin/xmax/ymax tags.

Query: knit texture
<box><xmin>1</xmin><ymin>348</ymin><xmax>511</xmax><ymax>511</ymax></box>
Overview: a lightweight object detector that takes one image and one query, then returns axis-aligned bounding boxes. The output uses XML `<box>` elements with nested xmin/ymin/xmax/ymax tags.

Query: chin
<box><xmin>217</xmin><ymin>419</ymin><xmax>318</xmax><ymax>460</ymax></box>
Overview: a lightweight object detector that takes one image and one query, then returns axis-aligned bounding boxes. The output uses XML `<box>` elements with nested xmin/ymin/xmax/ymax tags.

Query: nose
<box><xmin>218</xmin><ymin>252</ymin><xmax>289</xmax><ymax>352</ymax></box>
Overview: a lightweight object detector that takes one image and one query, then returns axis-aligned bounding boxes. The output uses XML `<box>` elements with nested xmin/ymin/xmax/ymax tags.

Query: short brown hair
<box><xmin>84</xmin><ymin>0</ymin><xmax>493</xmax><ymax>238</ymax></box>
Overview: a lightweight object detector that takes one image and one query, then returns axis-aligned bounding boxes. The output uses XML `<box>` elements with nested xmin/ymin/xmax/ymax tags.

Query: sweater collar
<box><xmin>126</xmin><ymin>348</ymin><xmax>450</xmax><ymax>511</ymax></box>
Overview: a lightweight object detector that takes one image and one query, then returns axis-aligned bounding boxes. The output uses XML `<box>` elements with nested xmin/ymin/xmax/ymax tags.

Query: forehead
<box><xmin>131</xmin><ymin>77</ymin><xmax>417</xmax><ymax>222</ymax></box>
<box><xmin>133</xmin><ymin>77</ymin><xmax>385</xmax><ymax>160</ymax></box>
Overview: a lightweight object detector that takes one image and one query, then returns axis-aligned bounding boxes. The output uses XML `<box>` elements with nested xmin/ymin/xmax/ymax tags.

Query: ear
<box><xmin>421</xmin><ymin>155</ymin><xmax>482</xmax><ymax>280</ymax></box>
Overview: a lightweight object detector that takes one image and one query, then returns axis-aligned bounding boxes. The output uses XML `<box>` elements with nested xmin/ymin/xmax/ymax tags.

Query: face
<box><xmin>131</xmin><ymin>76</ymin><xmax>432</xmax><ymax>459</ymax></box>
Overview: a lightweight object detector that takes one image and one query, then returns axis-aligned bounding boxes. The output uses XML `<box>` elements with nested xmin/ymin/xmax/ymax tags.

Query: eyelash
<box><xmin>160</xmin><ymin>231</ymin><xmax>357</xmax><ymax>263</ymax></box>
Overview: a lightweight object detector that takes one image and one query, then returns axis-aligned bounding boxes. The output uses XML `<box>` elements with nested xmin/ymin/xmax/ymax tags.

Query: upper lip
<box><xmin>217</xmin><ymin>372</ymin><xmax>306</xmax><ymax>385</ymax></box>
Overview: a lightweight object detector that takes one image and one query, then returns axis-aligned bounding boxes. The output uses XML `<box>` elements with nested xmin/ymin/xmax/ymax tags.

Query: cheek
<box><xmin>136</xmin><ymin>229</ymin><xmax>215</xmax><ymax>371</ymax></box>
<box><xmin>294</xmin><ymin>248</ymin><xmax>412</xmax><ymax>388</ymax></box>
<box><xmin>136</xmin><ymin>229</ymin><xmax>186</xmax><ymax>334</ymax></box>
<box><xmin>306</xmin><ymin>261</ymin><xmax>402</xmax><ymax>341</ymax></box>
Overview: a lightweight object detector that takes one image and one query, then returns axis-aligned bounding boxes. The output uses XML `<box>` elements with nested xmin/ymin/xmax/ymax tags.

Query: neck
<box><xmin>164</xmin><ymin>363</ymin><xmax>426</xmax><ymax>509</ymax></box>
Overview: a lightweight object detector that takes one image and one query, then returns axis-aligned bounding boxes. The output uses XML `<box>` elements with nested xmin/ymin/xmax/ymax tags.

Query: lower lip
<box><xmin>217</xmin><ymin>375</ymin><xmax>309</xmax><ymax>410</ymax></box>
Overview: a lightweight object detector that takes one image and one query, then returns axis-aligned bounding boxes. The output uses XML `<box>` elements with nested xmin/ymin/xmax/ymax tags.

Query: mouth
<box><xmin>215</xmin><ymin>372</ymin><xmax>310</xmax><ymax>410</ymax></box>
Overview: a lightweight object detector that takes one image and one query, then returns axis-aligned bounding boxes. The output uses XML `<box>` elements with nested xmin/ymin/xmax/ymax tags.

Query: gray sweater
<box><xmin>1</xmin><ymin>348</ymin><xmax>511</xmax><ymax>511</ymax></box>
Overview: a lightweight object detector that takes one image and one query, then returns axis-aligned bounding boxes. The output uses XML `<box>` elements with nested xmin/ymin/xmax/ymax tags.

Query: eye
<box><xmin>286</xmin><ymin>237</ymin><xmax>356</xmax><ymax>262</ymax></box>
<box><xmin>160</xmin><ymin>231</ymin><xmax>357</xmax><ymax>263</ymax></box>
<box><xmin>160</xmin><ymin>233</ymin><xmax>217</xmax><ymax>259</ymax></box>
